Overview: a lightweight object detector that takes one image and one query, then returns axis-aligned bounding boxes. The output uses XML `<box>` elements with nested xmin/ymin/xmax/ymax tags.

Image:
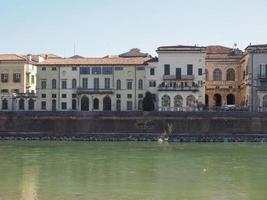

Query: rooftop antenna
<box><xmin>233</xmin><ymin>43</ymin><xmax>237</xmax><ymax>49</ymax></box>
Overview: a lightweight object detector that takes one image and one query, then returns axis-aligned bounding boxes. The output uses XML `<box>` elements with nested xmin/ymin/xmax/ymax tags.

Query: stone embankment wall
<box><xmin>0</xmin><ymin>112</ymin><xmax>267</xmax><ymax>137</ymax></box>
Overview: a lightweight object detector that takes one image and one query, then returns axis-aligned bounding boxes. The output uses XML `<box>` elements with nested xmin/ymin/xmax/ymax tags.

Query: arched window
<box><xmin>214</xmin><ymin>94</ymin><xmax>222</xmax><ymax>107</ymax></box>
<box><xmin>263</xmin><ymin>95</ymin><xmax>267</xmax><ymax>108</ymax></box>
<box><xmin>213</xmin><ymin>68</ymin><xmax>222</xmax><ymax>81</ymax></box>
<box><xmin>138</xmin><ymin>79</ymin><xmax>143</xmax><ymax>90</ymax></box>
<box><xmin>117</xmin><ymin>79</ymin><xmax>121</xmax><ymax>90</ymax></box>
<box><xmin>103</xmin><ymin>96</ymin><xmax>111</xmax><ymax>111</ymax></box>
<box><xmin>93</xmin><ymin>98</ymin><xmax>99</xmax><ymax>110</ymax></box>
<box><xmin>116</xmin><ymin>99</ymin><xmax>121</xmax><ymax>111</ymax></box>
<box><xmin>174</xmin><ymin>95</ymin><xmax>183</xmax><ymax>108</ymax></box>
<box><xmin>81</xmin><ymin>96</ymin><xmax>89</xmax><ymax>111</ymax></box>
<box><xmin>138</xmin><ymin>100</ymin><xmax>143</xmax><ymax>110</ymax></box>
<box><xmin>28</xmin><ymin>99</ymin><xmax>34</xmax><ymax>110</ymax></box>
<box><xmin>72</xmin><ymin>79</ymin><xmax>77</xmax><ymax>89</ymax></box>
<box><xmin>226</xmin><ymin>68</ymin><xmax>235</xmax><ymax>81</ymax></box>
<box><xmin>19</xmin><ymin>99</ymin><xmax>25</xmax><ymax>110</ymax></box>
<box><xmin>186</xmin><ymin>95</ymin><xmax>196</xmax><ymax>108</ymax></box>
<box><xmin>161</xmin><ymin>95</ymin><xmax>170</xmax><ymax>108</ymax></box>
<box><xmin>52</xmin><ymin>79</ymin><xmax>57</xmax><ymax>89</ymax></box>
<box><xmin>227</xmin><ymin>94</ymin><xmax>235</xmax><ymax>105</ymax></box>
<box><xmin>2</xmin><ymin>99</ymin><xmax>8</xmax><ymax>110</ymax></box>
<box><xmin>205</xmin><ymin>69</ymin><xmax>209</xmax><ymax>81</ymax></box>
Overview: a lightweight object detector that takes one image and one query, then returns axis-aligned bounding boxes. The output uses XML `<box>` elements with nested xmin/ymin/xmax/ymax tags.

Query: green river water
<box><xmin>0</xmin><ymin>141</ymin><xmax>266</xmax><ymax>200</ymax></box>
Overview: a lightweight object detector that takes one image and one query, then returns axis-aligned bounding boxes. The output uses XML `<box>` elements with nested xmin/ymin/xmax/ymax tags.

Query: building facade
<box><xmin>240</xmin><ymin>44</ymin><xmax>267</xmax><ymax>112</ymax></box>
<box><xmin>0</xmin><ymin>54</ymin><xmax>37</xmax><ymax>111</ymax></box>
<box><xmin>155</xmin><ymin>45</ymin><xmax>206</xmax><ymax>111</ymax></box>
<box><xmin>205</xmin><ymin>46</ymin><xmax>243</xmax><ymax>109</ymax></box>
<box><xmin>36</xmin><ymin>50</ymin><xmax>151</xmax><ymax>111</ymax></box>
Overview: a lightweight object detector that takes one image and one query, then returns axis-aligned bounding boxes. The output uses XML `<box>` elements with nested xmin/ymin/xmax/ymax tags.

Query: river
<box><xmin>0</xmin><ymin>141</ymin><xmax>266</xmax><ymax>200</ymax></box>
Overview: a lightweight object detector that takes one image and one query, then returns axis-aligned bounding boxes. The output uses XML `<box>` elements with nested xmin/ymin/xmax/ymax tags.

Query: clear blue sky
<box><xmin>0</xmin><ymin>0</ymin><xmax>267</xmax><ymax>57</ymax></box>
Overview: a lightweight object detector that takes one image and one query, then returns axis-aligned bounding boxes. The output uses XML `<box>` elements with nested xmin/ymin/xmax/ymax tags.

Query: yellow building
<box><xmin>0</xmin><ymin>54</ymin><xmax>37</xmax><ymax>111</ymax></box>
<box><xmin>36</xmin><ymin>49</ymin><xmax>151</xmax><ymax>111</ymax></box>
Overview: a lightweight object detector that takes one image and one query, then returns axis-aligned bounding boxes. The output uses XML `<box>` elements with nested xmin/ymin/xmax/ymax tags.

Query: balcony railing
<box><xmin>163</xmin><ymin>75</ymin><xmax>195</xmax><ymax>80</ymax></box>
<box><xmin>77</xmin><ymin>88</ymin><xmax>114</xmax><ymax>94</ymax></box>
<box><xmin>158</xmin><ymin>85</ymin><xmax>199</xmax><ymax>92</ymax></box>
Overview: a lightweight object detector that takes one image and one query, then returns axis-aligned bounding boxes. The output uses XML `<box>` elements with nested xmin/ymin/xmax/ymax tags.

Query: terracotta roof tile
<box><xmin>0</xmin><ymin>54</ymin><xmax>28</xmax><ymax>61</ymax></box>
<box><xmin>37</xmin><ymin>57</ymin><xmax>151</xmax><ymax>66</ymax></box>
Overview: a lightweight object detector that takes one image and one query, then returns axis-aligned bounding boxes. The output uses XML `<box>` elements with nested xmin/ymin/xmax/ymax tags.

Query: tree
<box><xmin>142</xmin><ymin>92</ymin><xmax>155</xmax><ymax>111</ymax></box>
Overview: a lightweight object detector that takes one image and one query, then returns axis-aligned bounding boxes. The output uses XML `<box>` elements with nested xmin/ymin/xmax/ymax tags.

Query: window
<box><xmin>127</xmin><ymin>80</ymin><xmax>132</xmax><ymax>90</ymax></box>
<box><xmin>42</xmin><ymin>67</ymin><xmax>46</xmax><ymax>71</ymax></box>
<box><xmin>127</xmin><ymin>101</ymin><xmax>133</xmax><ymax>111</ymax></box>
<box><xmin>13</xmin><ymin>73</ymin><xmax>21</xmax><ymax>82</ymax></box>
<box><xmin>138</xmin><ymin>79</ymin><xmax>143</xmax><ymax>90</ymax></box>
<box><xmin>1</xmin><ymin>73</ymin><xmax>8</xmax><ymax>83</ymax></box>
<box><xmin>198</xmin><ymin>68</ymin><xmax>203</xmax><ymax>76</ymax></box>
<box><xmin>94</xmin><ymin>78</ymin><xmax>99</xmax><ymax>89</ymax></box>
<box><xmin>28</xmin><ymin>99</ymin><xmax>34</xmax><ymax>110</ymax></box>
<box><xmin>61</xmin><ymin>80</ymin><xmax>67</xmax><ymax>89</ymax></box>
<box><xmin>187</xmin><ymin>64</ymin><xmax>193</xmax><ymax>75</ymax></box>
<box><xmin>41</xmin><ymin>101</ymin><xmax>46</xmax><ymax>110</ymax></box>
<box><xmin>62</xmin><ymin>94</ymin><xmax>67</xmax><ymax>98</ymax></box>
<box><xmin>82</xmin><ymin>78</ymin><xmax>88</xmax><ymax>89</ymax></box>
<box><xmin>31</xmin><ymin>75</ymin><xmax>34</xmax><ymax>84</ymax></box>
<box><xmin>52</xmin><ymin>67</ymin><xmax>57</xmax><ymax>71</ymax></box>
<box><xmin>92</xmin><ymin>67</ymin><xmax>101</xmax><ymax>74</ymax></box>
<box><xmin>138</xmin><ymin>94</ymin><xmax>143</xmax><ymax>98</ymax></box>
<box><xmin>226</xmin><ymin>68</ymin><xmax>235</xmax><ymax>81</ymax></box>
<box><xmin>161</xmin><ymin>95</ymin><xmax>171</xmax><ymax>108</ymax></box>
<box><xmin>19</xmin><ymin>99</ymin><xmax>25</xmax><ymax>110</ymax></box>
<box><xmin>213</xmin><ymin>68</ymin><xmax>222</xmax><ymax>81</ymax></box>
<box><xmin>104</xmin><ymin>78</ymin><xmax>110</xmax><ymax>89</ymax></box>
<box><xmin>52</xmin><ymin>79</ymin><xmax>57</xmax><ymax>89</ymax></box>
<box><xmin>61</xmin><ymin>102</ymin><xmax>67</xmax><ymax>110</ymax></box>
<box><xmin>41</xmin><ymin>80</ymin><xmax>47</xmax><ymax>89</ymax></box>
<box><xmin>2</xmin><ymin>99</ymin><xmax>8</xmax><ymax>110</ymax></box>
<box><xmin>115</xmin><ymin>66</ymin><xmax>123</xmax><ymax>71</ymax></box>
<box><xmin>1</xmin><ymin>89</ymin><xmax>8</xmax><ymax>93</ymax></box>
<box><xmin>72</xmin><ymin>79</ymin><xmax>77</xmax><ymax>89</ymax></box>
<box><xmin>150</xmin><ymin>68</ymin><xmax>155</xmax><ymax>75</ymax></box>
<box><xmin>72</xmin><ymin>99</ymin><xmax>77</xmax><ymax>110</ymax></box>
<box><xmin>72</xmin><ymin>93</ymin><xmax>77</xmax><ymax>98</ymax></box>
<box><xmin>164</xmin><ymin>64</ymin><xmax>170</xmax><ymax>75</ymax></box>
<box><xmin>102</xmin><ymin>67</ymin><xmax>113</xmax><ymax>74</ymax></box>
<box><xmin>80</xmin><ymin>67</ymin><xmax>90</xmax><ymax>74</ymax></box>
<box><xmin>52</xmin><ymin>94</ymin><xmax>57</xmax><ymax>98</ymax></box>
<box><xmin>127</xmin><ymin>94</ymin><xmax>132</xmax><ymax>99</ymax></box>
<box><xmin>259</xmin><ymin>64</ymin><xmax>267</xmax><ymax>78</ymax></box>
<box><xmin>41</xmin><ymin>94</ymin><xmax>46</xmax><ymax>98</ymax></box>
<box><xmin>116</xmin><ymin>79</ymin><xmax>121</xmax><ymax>90</ymax></box>
<box><xmin>72</xmin><ymin>67</ymin><xmax>77</xmax><ymax>71</ymax></box>
<box><xmin>93</xmin><ymin>98</ymin><xmax>99</xmax><ymax>110</ymax></box>
<box><xmin>263</xmin><ymin>95</ymin><xmax>267</xmax><ymax>108</ymax></box>
<box><xmin>149</xmin><ymin>81</ymin><xmax>156</xmax><ymax>87</ymax></box>
<box><xmin>116</xmin><ymin>94</ymin><xmax>121</xmax><ymax>98</ymax></box>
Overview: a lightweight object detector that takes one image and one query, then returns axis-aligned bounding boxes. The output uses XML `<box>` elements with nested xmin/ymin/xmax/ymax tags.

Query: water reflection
<box><xmin>20</xmin><ymin>165</ymin><xmax>38</xmax><ymax>200</ymax></box>
<box><xmin>0</xmin><ymin>142</ymin><xmax>266</xmax><ymax>200</ymax></box>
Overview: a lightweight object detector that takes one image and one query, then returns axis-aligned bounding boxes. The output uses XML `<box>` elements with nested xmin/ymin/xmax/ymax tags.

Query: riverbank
<box><xmin>0</xmin><ymin>111</ymin><xmax>267</xmax><ymax>142</ymax></box>
<box><xmin>0</xmin><ymin>133</ymin><xmax>267</xmax><ymax>142</ymax></box>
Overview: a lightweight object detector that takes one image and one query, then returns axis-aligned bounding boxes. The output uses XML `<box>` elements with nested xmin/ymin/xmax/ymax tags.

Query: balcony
<box><xmin>205</xmin><ymin>80</ymin><xmax>237</xmax><ymax>89</ymax></box>
<box><xmin>163</xmin><ymin>75</ymin><xmax>195</xmax><ymax>80</ymax></box>
<box><xmin>158</xmin><ymin>85</ymin><xmax>199</xmax><ymax>92</ymax></box>
<box><xmin>77</xmin><ymin>88</ymin><xmax>114</xmax><ymax>95</ymax></box>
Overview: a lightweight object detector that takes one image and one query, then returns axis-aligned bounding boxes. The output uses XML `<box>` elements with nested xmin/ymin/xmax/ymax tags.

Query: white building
<box><xmin>153</xmin><ymin>45</ymin><xmax>206</xmax><ymax>111</ymax></box>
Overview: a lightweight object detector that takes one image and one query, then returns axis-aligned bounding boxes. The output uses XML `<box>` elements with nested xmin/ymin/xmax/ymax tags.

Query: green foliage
<box><xmin>142</xmin><ymin>92</ymin><xmax>155</xmax><ymax>111</ymax></box>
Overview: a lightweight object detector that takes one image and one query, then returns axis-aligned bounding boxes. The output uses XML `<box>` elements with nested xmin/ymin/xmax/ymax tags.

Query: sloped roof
<box><xmin>206</xmin><ymin>45</ymin><xmax>233</xmax><ymax>54</ymax></box>
<box><xmin>0</xmin><ymin>54</ymin><xmax>28</xmax><ymax>61</ymax></box>
<box><xmin>37</xmin><ymin>57</ymin><xmax>151</xmax><ymax>66</ymax></box>
<box><xmin>119</xmin><ymin>48</ymin><xmax>150</xmax><ymax>58</ymax></box>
